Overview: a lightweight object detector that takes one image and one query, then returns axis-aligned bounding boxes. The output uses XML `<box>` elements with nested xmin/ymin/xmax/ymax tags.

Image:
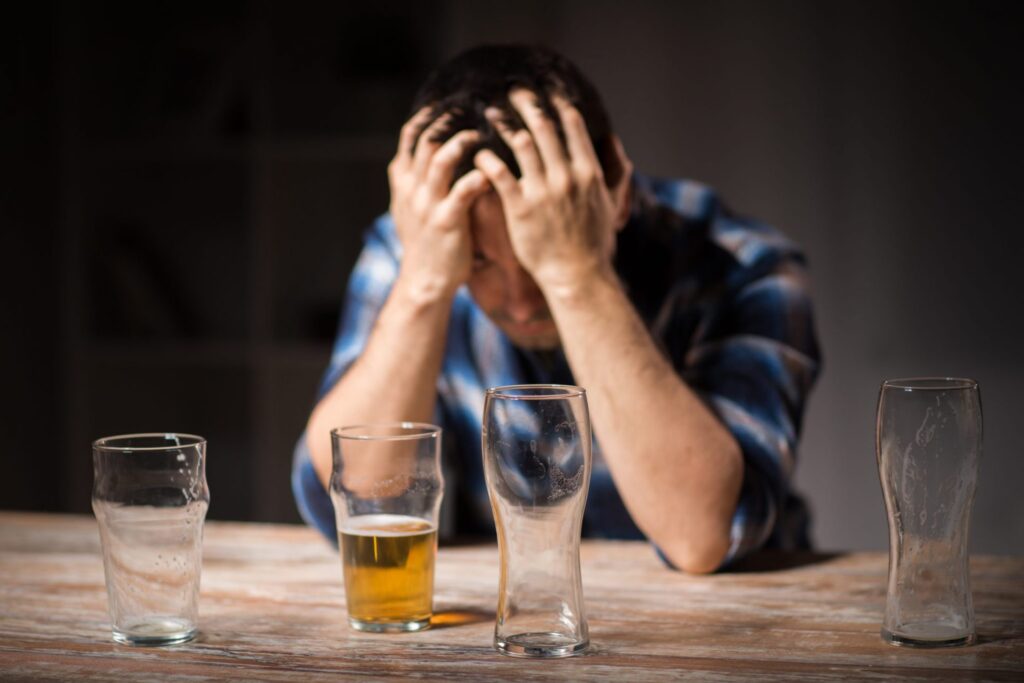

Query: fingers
<box><xmin>508</xmin><ymin>89</ymin><xmax>570</xmax><ymax>186</ymax></box>
<box><xmin>551</xmin><ymin>94</ymin><xmax>602</xmax><ymax>181</ymax></box>
<box><xmin>474</xmin><ymin>148</ymin><xmax>523</xmax><ymax>207</ymax></box>
<box><xmin>441</xmin><ymin>169</ymin><xmax>490</xmax><ymax>217</ymax></box>
<box><xmin>425</xmin><ymin>129</ymin><xmax>480</xmax><ymax>198</ymax></box>
<box><xmin>610</xmin><ymin>134</ymin><xmax>634</xmax><ymax>207</ymax></box>
<box><xmin>484</xmin><ymin>107</ymin><xmax>545</xmax><ymax>183</ymax></box>
<box><xmin>391</xmin><ymin>107</ymin><xmax>433</xmax><ymax>174</ymax></box>
<box><xmin>412</xmin><ymin>113</ymin><xmax>453</xmax><ymax>180</ymax></box>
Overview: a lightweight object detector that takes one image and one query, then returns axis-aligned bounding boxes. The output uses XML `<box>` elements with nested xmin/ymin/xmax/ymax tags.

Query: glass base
<box><xmin>495</xmin><ymin>632</ymin><xmax>589</xmax><ymax>658</ymax></box>
<box><xmin>112</xmin><ymin>617</ymin><xmax>196</xmax><ymax>646</ymax></box>
<box><xmin>882</xmin><ymin>627</ymin><xmax>976</xmax><ymax>648</ymax></box>
<box><xmin>349</xmin><ymin>617</ymin><xmax>431</xmax><ymax>633</ymax></box>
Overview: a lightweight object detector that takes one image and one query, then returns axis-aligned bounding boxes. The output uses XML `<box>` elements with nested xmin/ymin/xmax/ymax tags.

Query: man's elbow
<box><xmin>660</xmin><ymin>454</ymin><xmax>741</xmax><ymax>573</ymax></box>
<box><xmin>659</xmin><ymin>527</ymin><xmax>732</xmax><ymax>575</ymax></box>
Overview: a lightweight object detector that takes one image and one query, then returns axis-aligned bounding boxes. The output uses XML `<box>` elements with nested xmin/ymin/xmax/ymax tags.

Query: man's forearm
<box><xmin>544</xmin><ymin>269</ymin><xmax>743</xmax><ymax>573</ymax></box>
<box><xmin>306</xmin><ymin>273</ymin><xmax>454</xmax><ymax>488</ymax></box>
<box><xmin>305</xmin><ymin>99</ymin><xmax>491</xmax><ymax>490</ymax></box>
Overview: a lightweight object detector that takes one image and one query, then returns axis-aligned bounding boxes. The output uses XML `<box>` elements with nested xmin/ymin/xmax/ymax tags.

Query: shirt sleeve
<box><xmin>291</xmin><ymin>215</ymin><xmax>400</xmax><ymax>542</ymax></box>
<box><xmin>684</xmin><ymin>226</ymin><xmax>821</xmax><ymax>568</ymax></box>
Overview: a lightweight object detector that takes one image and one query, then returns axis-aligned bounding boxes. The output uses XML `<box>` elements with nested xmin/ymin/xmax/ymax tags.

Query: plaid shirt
<box><xmin>292</xmin><ymin>172</ymin><xmax>821</xmax><ymax>569</ymax></box>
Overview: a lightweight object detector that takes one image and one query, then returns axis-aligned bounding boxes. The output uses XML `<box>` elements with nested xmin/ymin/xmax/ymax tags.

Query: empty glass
<box><xmin>876</xmin><ymin>378</ymin><xmax>982</xmax><ymax>647</ymax></box>
<box><xmin>92</xmin><ymin>433</ymin><xmax>209</xmax><ymax>646</ymax></box>
<box><xmin>330</xmin><ymin>423</ymin><xmax>444</xmax><ymax>633</ymax></box>
<box><xmin>482</xmin><ymin>384</ymin><xmax>592</xmax><ymax>658</ymax></box>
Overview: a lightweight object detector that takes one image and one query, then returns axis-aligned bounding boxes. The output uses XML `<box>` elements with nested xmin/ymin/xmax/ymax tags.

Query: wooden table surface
<box><xmin>1</xmin><ymin>512</ymin><xmax>1022</xmax><ymax>681</ymax></box>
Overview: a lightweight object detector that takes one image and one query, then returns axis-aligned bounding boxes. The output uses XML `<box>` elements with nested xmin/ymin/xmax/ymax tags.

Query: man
<box><xmin>293</xmin><ymin>45</ymin><xmax>820</xmax><ymax>573</ymax></box>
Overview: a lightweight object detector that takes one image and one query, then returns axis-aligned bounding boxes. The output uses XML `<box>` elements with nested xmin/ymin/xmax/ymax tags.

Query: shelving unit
<box><xmin>57</xmin><ymin>3</ymin><xmax>443</xmax><ymax>522</ymax></box>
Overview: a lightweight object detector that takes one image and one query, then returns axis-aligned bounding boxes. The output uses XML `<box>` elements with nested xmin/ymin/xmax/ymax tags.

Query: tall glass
<box><xmin>876</xmin><ymin>378</ymin><xmax>982</xmax><ymax>647</ymax></box>
<box><xmin>330</xmin><ymin>423</ymin><xmax>444</xmax><ymax>633</ymax></box>
<box><xmin>482</xmin><ymin>384</ymin><xmax>592</xmax><ymax>658</ymax></box>
<box><xmin>92</xmin><ymin>433</ymin><xmax>209</xmax><ymax>646</ymax></box>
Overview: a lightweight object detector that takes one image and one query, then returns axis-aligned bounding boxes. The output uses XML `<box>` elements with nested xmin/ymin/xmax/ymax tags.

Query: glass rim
<box><xmin>92</xmin><ymin>432</ymin><xmax>206</xmax><ymax>452</ymax></box>
<box><xmin>881</xmin><ymin>377</ymin><xmax>978</xmax><ymax>391</ymax></box>
<box><xmin>485</xmin><ymin>383</ymin><xmax>586</xmax><ymax>400</ymax></box>
<box><xmin>331</xmin><ymin>422</ymin><xmax>441</xmax><ymax>441</ymax></box>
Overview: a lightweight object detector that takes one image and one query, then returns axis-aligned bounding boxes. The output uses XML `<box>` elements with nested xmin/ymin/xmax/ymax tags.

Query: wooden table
<box><xmin>1</xmin><ymin>512</ymin><xmax>1022</xmax><ymax>681</ymax></box>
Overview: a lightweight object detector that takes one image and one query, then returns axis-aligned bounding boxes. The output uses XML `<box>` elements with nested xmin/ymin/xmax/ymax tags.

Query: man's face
<box><xmin>467</xmin><ymin>190</ymin><xmax>561</xmax><ymax>350</ymax></box>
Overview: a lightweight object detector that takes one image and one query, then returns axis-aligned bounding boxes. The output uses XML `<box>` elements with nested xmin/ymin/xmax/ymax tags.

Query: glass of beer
<box><xmin>330</xmin><ymin>423</ymin><xmax>444</xmax><ymax>633</ymax></box>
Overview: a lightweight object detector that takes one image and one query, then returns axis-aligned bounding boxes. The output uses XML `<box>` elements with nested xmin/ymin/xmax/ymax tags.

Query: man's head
<box><xmin>408</xmin><ymin>45</ymin><xmax>627</xmax><ymax>350</ymax></box>
<box><xmin>410</xmin><ymin>44</ymin><xmax>624</xmax><ymax>187</ymax></box>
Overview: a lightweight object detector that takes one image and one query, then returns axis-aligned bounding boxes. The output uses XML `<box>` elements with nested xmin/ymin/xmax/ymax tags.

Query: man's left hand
<box><xmin>474</xmin><ymin>90</ymin><xmax>632</xmax><ymax>294</ymax></box>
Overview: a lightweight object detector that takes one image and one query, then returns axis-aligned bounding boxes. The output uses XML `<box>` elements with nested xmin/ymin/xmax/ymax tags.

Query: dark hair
<box><xmin>409</xmin><ymin>44</ymin><xmax>622</xmax><ymax>185</ymax></box>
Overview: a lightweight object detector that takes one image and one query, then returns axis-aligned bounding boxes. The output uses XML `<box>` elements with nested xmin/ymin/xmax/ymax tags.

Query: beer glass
<box><xmin>876</xmin><ymin>378</ymin><xmax>982</xmax><ymax>647</ymax></box>
<box><xmin>92</xmin><ymin>433</ymin><xmax>209</xmax><ymax>646</ymax></box>
<box><xmin>330</xmin><ymin>423</ymin><xmax>444</xmax><ymax>632</ymax></box>
<box><xmin>482</xmin><ymin>385</ymin><xmax>592</xmax><ymax>657</ymax></box>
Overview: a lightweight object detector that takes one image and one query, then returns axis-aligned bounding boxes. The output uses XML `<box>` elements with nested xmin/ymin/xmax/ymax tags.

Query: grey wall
<box><xmin>442</xmin><ymin>0</ymin><xmax>1024</xmax><ymax>554</ymax></box>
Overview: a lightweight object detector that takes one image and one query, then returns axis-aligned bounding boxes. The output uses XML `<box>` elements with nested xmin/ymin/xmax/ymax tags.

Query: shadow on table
<box><xmin>430</xmin><ymin>608</ymin><xmax>491</xmax><ymax>629</ymax></box>
<box><xmin>976</xmin><ymin>620</ymin><xmax>1024</xmax><ymax>647</ymax></box>
<box><xmin>726</xmin><ymin>550</ymin><xmax>845</xmax><ymax>573</ymax></box>
<box><xmin>441</xmin><ymin>535</ymin><xmax>494</xmax><ymax>547</ymax></box>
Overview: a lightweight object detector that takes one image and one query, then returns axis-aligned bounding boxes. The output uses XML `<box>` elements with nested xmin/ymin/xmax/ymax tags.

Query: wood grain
<box><xmin>1</xmin><ymin>512</ymin><xmax>1022</xmax><ymax>681</ymax></box>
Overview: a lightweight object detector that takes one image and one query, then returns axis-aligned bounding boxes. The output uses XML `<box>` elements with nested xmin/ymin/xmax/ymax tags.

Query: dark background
<box><xmin>3</xmin><ymin>1</ymin><xmax>1022</xmax><ymax>553</ymax></box>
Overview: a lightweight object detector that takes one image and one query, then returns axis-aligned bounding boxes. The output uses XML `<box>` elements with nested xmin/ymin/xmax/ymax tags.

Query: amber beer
<box><xmin>339</xmin><ymin>514</ymin><xmax>437</xmax><ymax>630</ymax></box>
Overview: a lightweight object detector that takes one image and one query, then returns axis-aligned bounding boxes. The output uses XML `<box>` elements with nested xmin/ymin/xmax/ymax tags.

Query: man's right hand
<box><xmin>388</xmin><ymin>108</ymin><xmax>490</xmax><ymax>300</ymax></box>
<box><xmin>306</xmin><ymin>111</ymin><xmax>488</xmax><ymax>488</ymax></box>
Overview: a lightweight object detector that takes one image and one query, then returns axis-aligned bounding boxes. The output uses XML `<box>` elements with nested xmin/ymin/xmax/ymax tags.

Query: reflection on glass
<box><xmin>876</xmin><ymin>378</ymin><xmax>982</xmax><ymax>647</ymax></box>
<box><xmin>483</xmin><ymin>384</ymin><xmax>592</xmax><ymax>658</ymax></box>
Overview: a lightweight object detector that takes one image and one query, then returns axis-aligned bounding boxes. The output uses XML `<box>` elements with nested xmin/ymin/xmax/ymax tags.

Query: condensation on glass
<box><xmin>876</xmin><ymin>378</ymin><xmax>982</xmax><ymax>648</ymax></box>
<box><xmin>92</xmin><ymin>433</ymin><xmax>209</xmax><ymax>646</ymax></box>
<box><xmin>483</xmin><ymin>384</ymin><xmax>592</xmax><ymax>658</ymax></box>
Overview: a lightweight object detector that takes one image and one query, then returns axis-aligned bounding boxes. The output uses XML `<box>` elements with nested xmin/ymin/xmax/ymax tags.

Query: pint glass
<box><xmin>92</xmin><ymin>433</ymin><xmax>209</xmax><ymax>646</ymax></box>
<box><xmin>483</xmin><ymin>384</ymin><xmax>592</xmax><ymax>657</ymax></box>
<box><xmin>876</xmin><ymin>378</ymin><xmax>982</xmax><ymax>647</ymax></box>
<box><xmin>330</xmin><ymin>423</ymin><xmax>444</xmax><ymax>632</ymax></box>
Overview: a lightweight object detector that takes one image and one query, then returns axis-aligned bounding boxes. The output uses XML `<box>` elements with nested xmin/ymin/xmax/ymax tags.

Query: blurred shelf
<box><xmin>80</xmin><ymin>340</ymin><xmax>251</xmax><ymax>366</ymax></box>
<box><xmin>258</xmin><ymin>341</ymin><xmax>332</xmax><ymax>368</ymax></box>
<box><xmin>85</xmin><ymin>135</ymin><xmax>396</xmax><ymax>165</ymax></box>
<box><xmin>85</xmin><ymin>140</ymin><xmax>253</xmax><ymax>164</ymax></box>
<box><xmin>79</xmin><ymin>340</ymin><xmax>332</xmax><ymax>368</ymax></box>
<box><xmin>259</xmin><ymin>135</ymin><xmax>395</xmax><ymax>161</ymax></box>
<box><xmin>59</xmin><ymin>5</ymin><xmax>436</xmax><ymax>523</ymax></box>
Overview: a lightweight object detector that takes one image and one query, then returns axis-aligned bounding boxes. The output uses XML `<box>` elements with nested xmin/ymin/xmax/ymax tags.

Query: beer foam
<box><xmin>341</xmin><ymin>514</ymin><xmax>436</xmax><ymax>537</ymax></box>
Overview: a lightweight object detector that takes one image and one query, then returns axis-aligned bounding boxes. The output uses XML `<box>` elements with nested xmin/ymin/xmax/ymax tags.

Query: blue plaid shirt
<box><xmin>293</xmin><ymin>172</ymin><xmax>821</xmax><ymax>569</ymax></box>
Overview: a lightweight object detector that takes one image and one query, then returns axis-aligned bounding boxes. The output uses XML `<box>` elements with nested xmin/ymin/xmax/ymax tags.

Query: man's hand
<box><xmin>307</xmin><ymin>110</ymin><xmax>490</xmax><ymax>488</ymax></box>
<box><xmin>474</xmin><ymin>91</ymin><xmax>741</xmax><ymax>572</ymax></box>
<box><xmin>473</xmin><ymin>91</ymin><xmax>633</xmax><ymax>293</ymax></box>
<box><xmin>388</xmin><ymin>108</ymin><xmax>491</xmax><ymax>299</ymax></box>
